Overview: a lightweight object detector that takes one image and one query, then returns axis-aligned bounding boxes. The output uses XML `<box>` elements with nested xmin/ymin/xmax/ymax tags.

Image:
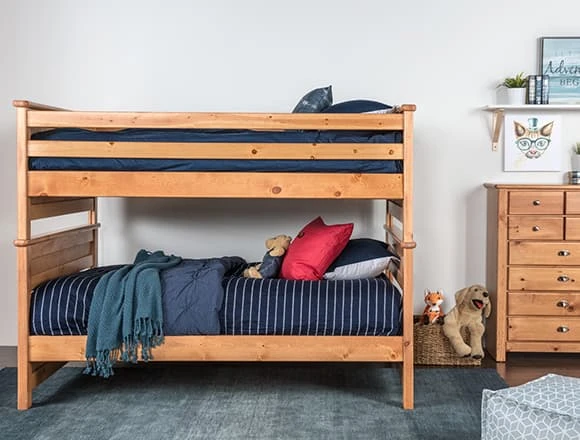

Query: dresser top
<box><xmin>484</xmin><ymin>183</ymin><xmax>580</xmax><ymax>190</ymax></box>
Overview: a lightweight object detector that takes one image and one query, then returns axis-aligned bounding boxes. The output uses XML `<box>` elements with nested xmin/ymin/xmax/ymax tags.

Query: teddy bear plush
<box><xmin>442</xmin><ymin>284</ymin><xmax>491</xmax><ymax>359</ymax></box>
<box><xmin>243</xmin><ymin>235</ymin><xmax>292</xmax><ymax>279</ymax></box>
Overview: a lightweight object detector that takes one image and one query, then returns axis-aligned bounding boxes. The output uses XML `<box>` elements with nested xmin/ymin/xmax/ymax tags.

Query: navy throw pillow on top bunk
<box><xmin>292</xmin><ymin>85</ymin><xmax>333</xmax><ymax>113</ymax></box>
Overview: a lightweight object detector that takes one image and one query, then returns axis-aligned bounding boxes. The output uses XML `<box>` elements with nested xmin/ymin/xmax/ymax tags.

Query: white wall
<box><xmin>2</xmin><ymin>0</ymin><xmax>580</xmax><ymax>345</ymax></box>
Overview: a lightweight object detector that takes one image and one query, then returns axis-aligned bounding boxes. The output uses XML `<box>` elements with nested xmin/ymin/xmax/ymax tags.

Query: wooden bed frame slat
<box><xmin>30</xmin><ymin>255</ymin><xmax>94</xmax><ymax>289</ymax></box>
<box><xmin>14</xmin><ymin>101</ymin><xmax>416</xmax><ymax>410</ymax></box>
<box><xmin>30</xmin><ymin>242</ymin><xmax>93</xmax><ymax>276</ymax></box>
<box><xmin>29</xmin><ymin>141</ymin><xmax>404</xmax><ymax>160</ymax></box>
<box><xmin>30</xmin><ymin>197</ymin><xmax>94</xmax><ymax>220</ymax></box>
<box><xmin>15</xmin><ymin>224</ymin><xmax>99</xmax><ymax>248</ymax></box>
<box><xmin>30</xmin><ymin>196</ymin><xmax>89</xmax><ymax>205</ymax></box>
<box><xmin>28</xmin><ymin>229</ymin><xmax>94</xmax><ymax>259</ymax></box>
<box><xmin>27</xmin><ymin>111</ymin><xmax>405</xmax><ymax>130</ymax></box>
<box><xmin>29</xmin><ymin>335</ymin><xmax>403</xmax><ymax>362</ymax></box>
<box><xmin>29</xmin><ymin>171</ymin><xmax>404</xmax><ymax>199</ymax></box>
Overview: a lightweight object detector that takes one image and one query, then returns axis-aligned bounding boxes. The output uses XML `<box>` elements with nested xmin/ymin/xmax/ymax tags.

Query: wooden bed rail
<box><xmin>29</xmin><ymin>197</ymin><xmax>95</xmax><ymax>220</ymax></box>
<box><xmin>12</xmin><ymin>100</ymin><xmax>69</xmax><ymax>111</ymax></box>
<box><xmin>13</xmin><ymin>100</ymin><xmax>415</xmax><ymax>114</ymax></box>
<box><xmin>28</xmin><ymin>141</ymin><xmax>405</xmax><ymax>160</ymax></box>
<box><xmin>25</xmin><ymin>111</ymin><xmax>407</xmax><ymax>130</ymax></box>
<box><xmin>14</xmin><ymin>224</ymin><xmax>99</xmax><ymax>288</ymax></box>
<box><xmin>29</xmin><ymin>335</ymin><xmax>404</xmax><ymax>362</ymax></box>
<box><xmin>13</xmin><ymin>99</ymin><xmax>415</xmax><ymax>130</ymax></box>
<box><xmin>393</xmin><ymin>104</ymin><xmax>416</xmax><ymax>112</ymax></box>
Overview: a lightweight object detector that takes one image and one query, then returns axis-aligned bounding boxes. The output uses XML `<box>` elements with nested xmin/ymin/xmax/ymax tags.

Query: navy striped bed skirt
<box><xmin>30</xmin><ymin>266</ymin><xmax>402</xmax><ymax>337</ymax></box>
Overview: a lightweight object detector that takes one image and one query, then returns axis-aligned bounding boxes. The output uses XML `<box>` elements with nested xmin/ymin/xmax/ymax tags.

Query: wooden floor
<box><xmin>0</xmin><ymin>346</ymin><xmax>578</xmax><ymax>387</ymax></box>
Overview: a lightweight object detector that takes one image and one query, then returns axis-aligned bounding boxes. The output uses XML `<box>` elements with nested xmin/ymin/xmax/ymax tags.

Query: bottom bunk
<box><xmin>23</xmin><ymin>249</ymin><xmax>409</xmax><ymax>394</ymax></box>
<box><xmin>16</xmin><ymin>212</ymin><xmax>413</xmax><ymax>410</ymax></box>
<box><xmin>30</xmin><ymin>261</ymin><xmax>402</xmax><ymax>338</ymax></box>
<box><xmin>28</xmin><ymin>256</ymin><xmax>404</xmax><ymax>362</ymax></box>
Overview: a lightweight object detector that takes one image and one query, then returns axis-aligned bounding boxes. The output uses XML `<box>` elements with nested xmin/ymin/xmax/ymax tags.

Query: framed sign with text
<box><xmin>540</xmin><ymin>37</ymin><xmax>580</xmax><ymax>104</ymax></box>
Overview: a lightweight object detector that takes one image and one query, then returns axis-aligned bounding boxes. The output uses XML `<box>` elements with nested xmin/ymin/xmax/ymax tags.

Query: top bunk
<box><xmin>14</xmin><ymin>100</ymin><xmax>415</xmax><ymax>200</ymax></box>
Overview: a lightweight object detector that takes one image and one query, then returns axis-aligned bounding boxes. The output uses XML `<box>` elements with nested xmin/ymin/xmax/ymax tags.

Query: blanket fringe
<box><xmin>83</xmin><ymin>348</ymin><xmax>119</xmax><ymax>378</ymax></box>
<box><xmin>84</xmin><ymin>318</ymin><xmax>163</xmax><ymax>378</ymax></box>
<box><xmin>121</xmin><ymin>317</ymin><xmax>164</xmax><ymax>364</ymax></box>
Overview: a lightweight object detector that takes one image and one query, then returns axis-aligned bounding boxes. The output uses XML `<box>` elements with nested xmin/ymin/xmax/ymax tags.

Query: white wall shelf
<box><xmin>483</xmin><ymin>105</ymin><xmax>580</xmax><ymax>151</ymax></box>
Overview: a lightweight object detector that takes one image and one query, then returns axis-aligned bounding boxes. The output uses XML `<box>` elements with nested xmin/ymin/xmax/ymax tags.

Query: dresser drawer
<box><xmin>566</xmin><ymin>217</ymin><xmax>580</xmax><ymax>240</ymax></box>
<box><xmin>508</xmin><ymin>216</ymin><xmax>563</xmax><ymax>240</ymax></box>
<box><xmin>566</xmin><ymin>192</ymin><xmax>580</xmax><ymax>214</ymax></box>
<box><xmin>509</xmin><ymin>267</ymin><xmax>580</xmax><ymax>291</ymax></box>
<box><xmin>508</xmin><ymin>292</ymin><xmax>580</xmax><ymax>316</ymax></box>
<box><xmin>509</xmin><ymin>241</ymin><xmax>580</xmax><ymax>265</ymax></box>
<box><xmin>508</xmin><ymin>316</ymin><xmax>580</xmax><ymax>341</ymax></box>
<box><xmin>509</xmin><ymin>191</ymin><xmax>563</xmax><ymax>214</ymax></box>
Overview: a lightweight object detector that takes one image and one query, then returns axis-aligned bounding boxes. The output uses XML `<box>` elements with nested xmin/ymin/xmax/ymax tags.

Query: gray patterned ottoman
<box><xmin>481</xmin><ymin>374</ymin><xmax>580</xmax><ymax>439</ymax></box>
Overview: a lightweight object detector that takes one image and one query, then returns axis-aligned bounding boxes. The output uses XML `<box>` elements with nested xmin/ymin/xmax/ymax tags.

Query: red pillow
<box><xmin>280</xmin><ymin>217</ymin><xmax>354</xmax><ymax>280</ymax></box>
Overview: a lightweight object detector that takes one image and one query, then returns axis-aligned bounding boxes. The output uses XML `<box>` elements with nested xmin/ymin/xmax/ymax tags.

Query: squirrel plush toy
<box><xmin>243</xmin><ymin>235</ymin><xmax>292</xmax><ymax>279</ymax></box>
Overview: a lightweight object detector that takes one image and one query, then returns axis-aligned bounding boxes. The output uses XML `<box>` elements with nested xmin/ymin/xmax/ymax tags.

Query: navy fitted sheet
<box><xmin>30</xmin><ymin>265</ymin><xmax>402</xmax><ymax>337</ymax></box>
<box><xmin>30</xmin><ymin>128</ymin><xmax>403</xmax><ymax>173</ymax></box>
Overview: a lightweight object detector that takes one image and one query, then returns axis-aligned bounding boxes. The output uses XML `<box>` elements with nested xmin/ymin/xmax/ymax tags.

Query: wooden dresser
<box><xmin>486</xmin><ymin>184</ymin><xmax>580</xmax><ymax>361</ymax></box>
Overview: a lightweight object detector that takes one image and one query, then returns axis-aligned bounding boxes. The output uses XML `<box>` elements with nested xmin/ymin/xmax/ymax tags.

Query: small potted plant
<box><xmin>498</xmin><ymin>72</ymin><xmax>528</xmax><ymax>105</ymax></box>
<box><xmin>572</xmin><ymin>142</ymin><xmax>580</xmax><ymax>171</ymax></box>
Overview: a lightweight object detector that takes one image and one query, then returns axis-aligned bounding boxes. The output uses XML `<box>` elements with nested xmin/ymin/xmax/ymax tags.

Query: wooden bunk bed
<box><xmin>13</xmin><ymin>100</ymin><xmax>416</xmax><ymax>410</ymax></box>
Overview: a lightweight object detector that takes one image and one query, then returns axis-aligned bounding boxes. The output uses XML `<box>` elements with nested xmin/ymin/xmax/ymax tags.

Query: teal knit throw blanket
<box><xmin>84</xmin><ymin>250</ymin><xmax>182</xmax><ymax>378</ymax></box>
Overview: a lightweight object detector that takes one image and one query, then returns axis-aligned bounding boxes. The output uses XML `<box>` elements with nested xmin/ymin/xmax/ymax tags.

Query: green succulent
<box><xmin>499</xmin><ymin>72</ymin><xmax>527</xmax><ymax>88</ymax></box>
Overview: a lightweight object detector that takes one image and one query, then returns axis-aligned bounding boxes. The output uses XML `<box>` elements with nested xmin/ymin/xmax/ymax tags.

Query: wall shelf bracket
<box><xmin>491</xmin><ymin>109</ymin><xmax>504</xmax><ymax>152</ymax></box>
<box><xmin>484</xmin><ymin>104</ymin><xmax>580</xmax><ymax>152</ymax></box>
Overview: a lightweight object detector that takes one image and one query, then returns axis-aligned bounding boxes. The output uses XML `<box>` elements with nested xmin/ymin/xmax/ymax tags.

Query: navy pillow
<box><xmin>324</xmin><ymin>238</ymin><xmax>399</xmax><ymax>280</ymax></box>
<box><xmin>292</xmin><ymin>86</ymin><xmax>333</xmax><ymax>113</ymax></box>
<box><xmin>323</xmin><ymin>99</ymin><xmax>392</xmax><ymax>114</ymax></box>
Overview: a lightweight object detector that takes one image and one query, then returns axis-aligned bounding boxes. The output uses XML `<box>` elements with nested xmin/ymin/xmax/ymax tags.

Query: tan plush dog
<box><xmin>442</xmin><ymin>284</ymin><xmax>491</xmax><ymax>359</ymax></box>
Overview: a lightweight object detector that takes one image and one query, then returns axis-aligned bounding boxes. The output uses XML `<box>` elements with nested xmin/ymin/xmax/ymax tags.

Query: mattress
<box><xmin>221</xmin><ymin>276</ymin><xmax>401</xmax><ymax>336</ymax></box>
<box><xmin>30</xmin><ymin>128</ymin><xmax>403</xmax><ymax>173</ymax></box>
<box><xmin>30</xmin><ymin>264</ymin><xmax>402</xmax><ymax>337</ymax></box>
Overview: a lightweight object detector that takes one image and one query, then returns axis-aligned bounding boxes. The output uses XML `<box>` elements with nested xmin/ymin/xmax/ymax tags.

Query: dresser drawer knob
<box><xmin>558</xmin><ymin>250</ymin><xmax>571</xmax><ymax>257</ymax></box>
<box><xmin>533</xmin><ymin>200</ymin><xmax>541</xmax><ymax>206</ymax></box>
<box><xmin>532</xmin><ymin>225</ymin><xmax>541</xmax><ymax>232</ymax></box>
<box><xmin>556</xmin><ymin>300</ymin><xmax>570</xmax><ymax>308</ymax></box>
<box><xmin>557</xmin><ymin>276</ymin><xmax>570</xmax><ymax>282</ymax></box>
<box><xmin>557</xmin><ymin>326</ymin><xmax>570</xmax><ymax>333</ymax></box>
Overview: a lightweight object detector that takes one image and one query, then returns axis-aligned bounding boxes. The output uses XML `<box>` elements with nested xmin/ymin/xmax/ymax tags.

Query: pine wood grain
<box><xmin>28</xmin><ymin>336</ymin><xmax>403</xmax><ymax>362</ymax></box>
<box><xmin>28</xmin><ymin>172</ymin><xmax>404</xmax><ymax>199</ymax></box>
<box><xmin>13</xmin><ymin>102</ymin><xmax>416</xmax><ymax>410</ymax></box>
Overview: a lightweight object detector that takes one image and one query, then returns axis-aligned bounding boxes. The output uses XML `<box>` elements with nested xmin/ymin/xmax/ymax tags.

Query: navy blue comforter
<box><xmin>160</xmin><ymin>256</ymin><xmax>246</xmax><ymax>335</ymax></box>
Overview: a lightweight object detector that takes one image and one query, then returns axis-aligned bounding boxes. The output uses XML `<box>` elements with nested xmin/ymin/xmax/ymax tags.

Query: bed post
<box><xmin>15</xmin><ymin>104</ymin><xmax>32</xmax><ymax>410</ymax></box>
<box><xmin>401</xmin><ymin>106</ymin><xmax>415</xmax><ymax>410</ymax></box>
<box><xmin>14</xmin><ymin>100</ymin><xmax>80</xmax><ymax>410</ymax></box>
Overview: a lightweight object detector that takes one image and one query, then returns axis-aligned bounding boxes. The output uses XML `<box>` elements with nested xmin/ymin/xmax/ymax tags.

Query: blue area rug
<box><xmin>0</xmin><ymin>364</ymin><xmax>506</xmax><ymax>440</ymax></box>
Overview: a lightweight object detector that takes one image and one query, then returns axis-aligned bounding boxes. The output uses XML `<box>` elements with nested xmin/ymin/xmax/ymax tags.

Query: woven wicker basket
<box><xmin>413</xmin><ymin>322</ymin><xmax>482</xmax><ymax>366</ymax></box>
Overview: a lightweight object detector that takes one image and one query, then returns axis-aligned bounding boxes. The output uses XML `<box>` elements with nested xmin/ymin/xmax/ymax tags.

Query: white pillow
<box><xmin>323</xmin><ymin>238</ymin><xmax>399</xmax><ymax>281</ymax></box>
